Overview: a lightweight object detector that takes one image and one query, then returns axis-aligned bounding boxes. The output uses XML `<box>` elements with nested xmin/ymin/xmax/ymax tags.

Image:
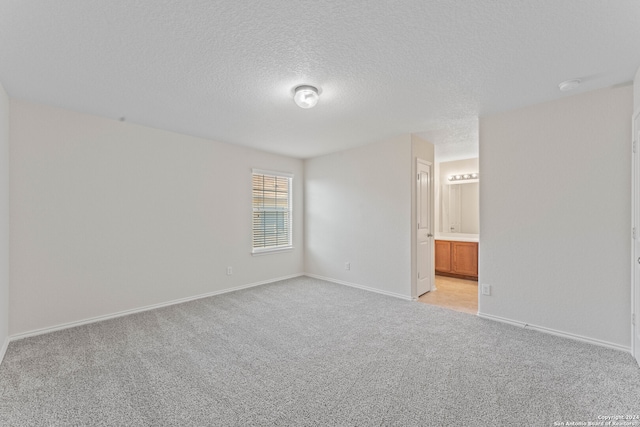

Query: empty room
<box><xmin>1</xmin><ymin>1</ymin><xmax>640</xmax><ymax>426</ymax></box>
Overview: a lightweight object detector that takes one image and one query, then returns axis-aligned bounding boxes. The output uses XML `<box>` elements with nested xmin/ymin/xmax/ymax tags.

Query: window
<box><xmin>252</xmin><ymin>169</ymin><xmax>293</xmax><ymax>254</ymax></box>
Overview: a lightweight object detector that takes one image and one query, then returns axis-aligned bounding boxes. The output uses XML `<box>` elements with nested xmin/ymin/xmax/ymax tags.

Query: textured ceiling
<box><xmin>1</xmin><ymin>1</ymin><xmax>639</xmax><ymax>160</ymax></box>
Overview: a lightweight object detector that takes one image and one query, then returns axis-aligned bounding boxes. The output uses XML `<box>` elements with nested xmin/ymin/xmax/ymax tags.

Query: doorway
<box><xmin>425</xmin><ymin>158</ymin><xmax>480</xmax><ymax>313</ymax></box>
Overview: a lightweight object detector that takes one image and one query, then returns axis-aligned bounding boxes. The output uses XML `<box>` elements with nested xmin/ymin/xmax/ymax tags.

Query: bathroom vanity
<box><xmin>435</xmin><ymin>239</ymin><xmax>478</xmax><ymax>280</ymax></box>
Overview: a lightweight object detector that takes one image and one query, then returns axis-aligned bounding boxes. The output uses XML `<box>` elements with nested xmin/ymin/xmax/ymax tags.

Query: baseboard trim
<box><xmin>0</xmin><ymin>336</ymin><xmax>9</xmax><ymax>365</ymax></box>
<box><xmin>305</xmin><ymin>273</ymin><xmax>412</xmax><ymax>301</ymax></box>
<box><xmin>10</xmin><ymin>273</ymin><xmax>304</xmax><ymax>342</ymax></box>
<box><xmin>477</xmin><ymin>312</ymin><xmax>631</xmax><ymax>353</ymax></box>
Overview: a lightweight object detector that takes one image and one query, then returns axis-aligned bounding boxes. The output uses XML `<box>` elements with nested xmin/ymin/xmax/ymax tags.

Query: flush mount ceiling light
<box><xmin>558</xmin><ymin>79</ymin><xmax>581</xmax><ymax>92</ymax></box>
<box><xmin>293</xmin><ymin>85</ymin><xmax>319</xmax><ymax>109</ymax></box>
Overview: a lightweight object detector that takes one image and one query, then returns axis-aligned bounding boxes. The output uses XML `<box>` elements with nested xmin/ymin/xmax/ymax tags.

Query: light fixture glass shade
<box><xmin>558</xmin><ymin>79</ymin><xmax>581</xmax><ymax>92</ymax></box>
<box><xmin>294</xmin><ymin>85</ymin><xmax>319</xmax><ymax>109</ymax></box>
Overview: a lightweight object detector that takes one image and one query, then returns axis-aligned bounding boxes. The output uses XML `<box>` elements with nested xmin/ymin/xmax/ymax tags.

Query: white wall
<box><xmin>305</xmin><ymin>135</ymin><xmax>414</xmax><ymax>298</ymax></box>
<box><xmin>479</xmin><ymin>85</ymin><xmax>632</xmax><ymax>349</ymax></box>
<box><xmin>635</xmin><ymin>67</ymin><xmax>640</xmax><ymax>107</ymax></box>
<box><xmin>0</xmin><ymin>84</ymin><xmax>9</xmax><ymax>358</ymax></box>
<box><xmin>10</xmin><ymin>100</ymin><xmax>304</xmax><ymax>336</ymax></box>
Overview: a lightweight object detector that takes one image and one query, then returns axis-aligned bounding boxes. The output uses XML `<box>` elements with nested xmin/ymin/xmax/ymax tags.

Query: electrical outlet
<box><xmin>345</xmin><ymin>262</ymin><xmax>351</xmax><ymax>271</ymax></box>
<box><xmin>481</xmin><ymin>284</ymin><xmax>491</xmax><ymax>296</ymax></box>
<box><xmin>226</xmin><ymin>266</ymin><xmax>233</xmax><ymax>276</ymax></box>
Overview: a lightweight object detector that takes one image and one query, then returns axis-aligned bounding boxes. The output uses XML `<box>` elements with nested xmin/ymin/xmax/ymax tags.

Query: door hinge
<box><xmin>634</xmin><ymin>227</ymin><xmax>637</xmax><ymax>240</ymax></box>
<box><xmin>633</xmin><ymin>313</ymin><xmax>636</xmax><ymax>326</ymax></box>
<box><xmin>634</xmin><ymin>140</ymin><xmax>637</xmax><ymax>154</ymax></box>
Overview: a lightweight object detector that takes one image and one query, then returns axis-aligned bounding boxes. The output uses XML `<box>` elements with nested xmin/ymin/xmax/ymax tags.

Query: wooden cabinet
<box><xmin>452</xmin><ymin>242</ymin><xmax>478</xmax><ymax>277</ymax></box>
<box><xmin>435</xmin><ymin>240</ymin><xmax>478</xmax><ymax>280</ymax></box>
<box><xmin>435</xmin><ymin>240</ymin><xmax>452</xmax><ymax>272</ymax></box>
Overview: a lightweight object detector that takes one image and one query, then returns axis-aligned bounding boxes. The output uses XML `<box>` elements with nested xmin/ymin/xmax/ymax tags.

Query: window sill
<box><xmin>251</xmin><ymin>246</ymin><xmax>294</xmax><ymax>256</ymax></box>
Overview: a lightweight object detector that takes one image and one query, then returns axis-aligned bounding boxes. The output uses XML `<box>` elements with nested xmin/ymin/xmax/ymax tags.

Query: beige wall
<box><xmin>304</xmin><ymin>134</ymin><xmax>433</xmax><ymax>299</ymax></box>
<box><xmin>305</xmin><ymin>134</ymin><xmax>415</xmax><ymax>298</ymax></box>
<box><xmin>10</xmin><ymin>100</ymin><xmax>304</xmax><ymax>335</ymax></box>
<box><xmin>0</xmin><ymin>84</ymin><xmax>9</xmax><ymax>356</ymax></box>
<box><xmin>635</xmin><ymin>67</ymin><xmax>640</xmax><ymax>108</ymax></box>
<box><xmin>479</xmin><ymin>85</ymin><xmax>632</xmax><ymax>349</ymax></box>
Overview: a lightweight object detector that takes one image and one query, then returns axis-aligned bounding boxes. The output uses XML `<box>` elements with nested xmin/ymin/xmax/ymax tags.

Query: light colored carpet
<box><xmin>0</xmin><ymin>276</ymin><xmax>639</xmax><ymax>426</ymax></box>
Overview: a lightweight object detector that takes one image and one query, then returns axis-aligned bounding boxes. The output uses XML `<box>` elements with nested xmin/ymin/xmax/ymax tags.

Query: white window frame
<box><xmin>251</xmin><ymin>169</ymin><xmax>293</xmax><ymax>255</ymax></box>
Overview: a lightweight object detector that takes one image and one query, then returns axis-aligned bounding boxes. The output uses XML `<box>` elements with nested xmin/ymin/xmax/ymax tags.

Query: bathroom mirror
<box><xmin>440</xmin><ymin>181</ymin><xmax>479</xmax><ymax>234</ymax></box>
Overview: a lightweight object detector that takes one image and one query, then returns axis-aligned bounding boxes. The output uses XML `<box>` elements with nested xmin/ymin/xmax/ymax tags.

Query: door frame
<box><xmin>632</xmin><ymin>108</ymin><xmax>640</xmax><ymax>366</ymax></box>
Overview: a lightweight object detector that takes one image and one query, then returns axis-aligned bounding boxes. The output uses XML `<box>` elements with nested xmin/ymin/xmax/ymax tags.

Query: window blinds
<box><xmin>252</xmin><ymin>170</ymin><xmax>292</xmax><ymax>252</ymax></box>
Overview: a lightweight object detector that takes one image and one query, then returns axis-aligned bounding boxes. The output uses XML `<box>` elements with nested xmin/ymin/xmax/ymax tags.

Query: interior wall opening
<box><xmin>419</xmin><ymin>156</ymin><xmax>479</xmax><ymax>314</ymax></box>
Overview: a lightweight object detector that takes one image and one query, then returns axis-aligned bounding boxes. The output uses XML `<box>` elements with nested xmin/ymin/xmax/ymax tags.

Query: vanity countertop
<box><xmin>435</xmin><ymin>234</ymin><xmax>479</xmax><ymax>243</ymax></box>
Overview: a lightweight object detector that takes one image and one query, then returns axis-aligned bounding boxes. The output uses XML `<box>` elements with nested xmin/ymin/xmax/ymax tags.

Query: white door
<box><xmin>417</xmin><ymin>160</ymin><xmax>433</xmax><ymax>296</ymax></box>
<box><xmin>633</xmin><ymin>111</ymin><xmax>640</xmax><ymax>366</ymax></box>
